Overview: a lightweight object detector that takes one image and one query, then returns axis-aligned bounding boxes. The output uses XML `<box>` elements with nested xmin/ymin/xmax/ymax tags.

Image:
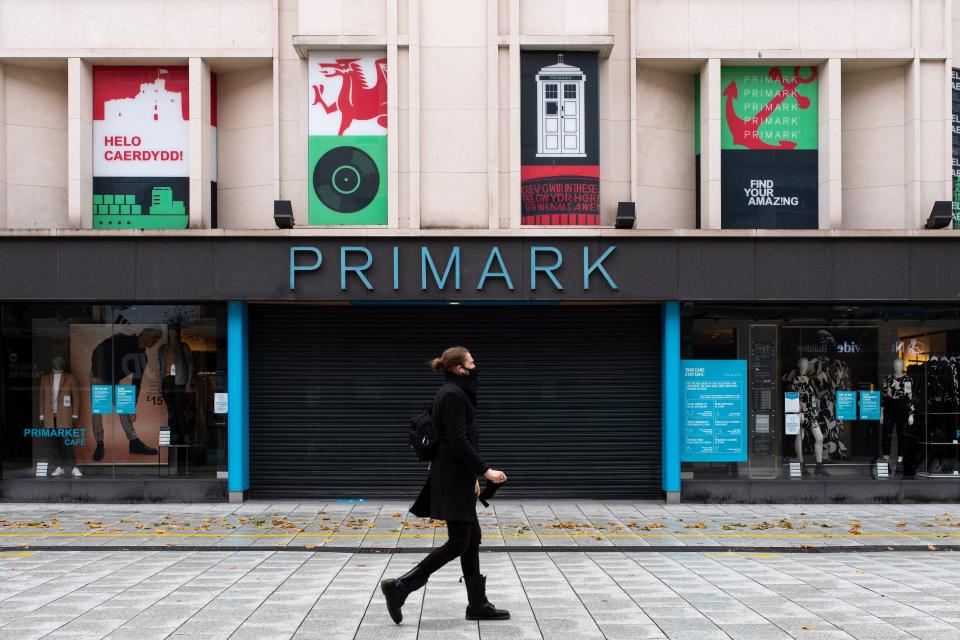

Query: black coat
<box><xmin>410</xmin><ymin>374</ymin><xmax>489</xmax><ymax>522</ymax></box>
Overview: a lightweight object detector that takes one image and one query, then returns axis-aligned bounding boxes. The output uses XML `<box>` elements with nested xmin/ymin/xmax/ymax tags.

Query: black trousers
<box><xmin>417</xmin><ymin>514</ymin><xmax>481</xmax><ymax>578</ymax></box>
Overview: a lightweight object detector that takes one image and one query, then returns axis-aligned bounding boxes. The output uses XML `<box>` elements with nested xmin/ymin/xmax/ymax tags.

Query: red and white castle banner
<box><xmin>92</xmin><ymin>66</ymin><xmax>216</xmax><ymax>229</ymax></box>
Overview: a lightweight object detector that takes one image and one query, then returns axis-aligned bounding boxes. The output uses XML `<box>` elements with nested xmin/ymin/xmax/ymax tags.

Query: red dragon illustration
<box><xmin>723</xmin><ymin>66</ymin><xmax>816</xmax><ymax>150</ymax></box>
<box><xmin>312</xmin><ymin>58</ymin><xmax>388</xmax><ymax>136</ymax></box>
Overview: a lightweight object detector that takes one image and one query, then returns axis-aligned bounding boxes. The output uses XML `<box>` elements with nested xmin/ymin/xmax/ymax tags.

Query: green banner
<box><xmin>721</xmin><ymin>67</ymin><xmax>818</xmax><ymax>151</ymax></box>
<box><xmin>308</xmin><ymin>135</ymin><xmax>387</xmax><ymax>226</ymax></box>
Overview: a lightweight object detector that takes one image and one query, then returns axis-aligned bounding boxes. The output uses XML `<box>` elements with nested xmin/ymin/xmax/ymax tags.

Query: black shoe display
<box><xmin>814</xmin><ymin>463</ymin><xmax>831</xmax><ymax>477</ymax></box>
<box><xmin>129</xmin><ymin>438</ymin><xmax>158</xmax><ymax>456</ymax></box>
<box><xmin>801</xmin><ymin>464</ymin><xmax>811</xmax><ymax>477</ymax></box>
<box><xmin>92</xmin><ymin>441</ymin><xmax>104</xmax><ymax>461</ymax></box>
<box><xmin>380</xmin><ymin>566</ymin><xmax>428</xmax><ymax>624</ymax></box>
<box><xmin>463</xmin><ymin>575</ymin><xmax>510</xmax><ymax>621</ymax></box>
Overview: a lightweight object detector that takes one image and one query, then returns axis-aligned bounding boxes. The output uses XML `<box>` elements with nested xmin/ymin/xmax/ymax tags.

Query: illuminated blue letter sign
<box><xmin>530</xmin><ymin>246</ymin><xmax>563</xmax><ymax>290</ymax></box>
<box><xmin>340</xmin><ymin>246</ymin><xmax>373</xmax><ymax>290</ymax></box>
<box><xmin>422</xmin><ymin>246</ymin><xmax>461</xmax><ymax>290</ymax></box>
<box><xmin>477</xmin><ymin>246</ymin><xmax>514</xmax><ymax>290</ymax></box>
<box><xmin>290</xmin><ymin>246</ymin><xmax>322</xmax><ymax>290</ymax></box>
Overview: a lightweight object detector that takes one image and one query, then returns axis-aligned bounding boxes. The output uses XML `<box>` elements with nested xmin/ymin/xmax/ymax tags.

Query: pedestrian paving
<box><xmin>2</xmin><ymin>548</ymin><xmax>960</xmax><ymax>639</ymax></box>
<box><xmin>3</xmin><ymin>501</ymin><xmax>960</xmax><ymax>550</ymax></box>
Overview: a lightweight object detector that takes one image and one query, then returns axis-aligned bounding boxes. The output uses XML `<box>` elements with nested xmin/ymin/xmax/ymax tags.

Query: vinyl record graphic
<box><xmin>313</xmin><ymin>146</ymin><xmax>380</xmax><ymax>214</ymax></box>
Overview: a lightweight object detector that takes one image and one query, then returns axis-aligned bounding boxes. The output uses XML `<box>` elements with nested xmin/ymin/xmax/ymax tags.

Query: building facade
<box><xmin>1</xmin><ymin>0</ymin><xmax>960</xmax><ymax>503</ymax></box>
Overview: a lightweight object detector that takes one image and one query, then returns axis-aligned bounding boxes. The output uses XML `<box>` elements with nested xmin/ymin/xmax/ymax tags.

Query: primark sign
<box><xmin>289</xmin><ymin>244</ymin><xmax>619</xmax><ymax>293</ymax></box>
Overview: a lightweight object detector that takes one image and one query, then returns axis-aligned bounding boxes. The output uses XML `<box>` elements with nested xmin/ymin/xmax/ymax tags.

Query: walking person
<box><xmin>381</xmin><ymin>346</ymin><xmax>510</xmax><ymax>624</ymax></box>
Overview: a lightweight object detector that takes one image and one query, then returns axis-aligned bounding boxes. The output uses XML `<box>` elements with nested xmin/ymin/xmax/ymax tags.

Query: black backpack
<box><xmin>409</xmin><ymin>383</ymin><xmax>467</xmax><ymax>462</ymax></box>
<box><xmin>409</xmin><ymin>405</ymin><xmax>441</xmax><ymax>462</ymax></box>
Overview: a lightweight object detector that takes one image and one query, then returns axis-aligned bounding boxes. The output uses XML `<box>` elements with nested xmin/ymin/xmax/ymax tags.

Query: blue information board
<box><xmin>859</xmin><ymin>390</ymin><xmax>880</xmax><ymax>420</ymax></box>
<box><xmin>680</xmin><ymin>360</ymin><xmax>748</xmax><ymax>462</ymax></box>
<box><xmin>91</xmin><ymin>385</ymin><xmax>112</xmax><ymax>415</ymax></box>
<box><xmin>114</xmin><ymin>385</ymin><xmax>137</xmax><ymax>415</ymax></box>
<box><xmin>836</xmin><ymin>391</ymin><xmax>858</xmax><ymax>421</ymax></box>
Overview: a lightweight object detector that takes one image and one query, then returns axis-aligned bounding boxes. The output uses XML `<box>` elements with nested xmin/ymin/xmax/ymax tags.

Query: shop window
<box><xmin>680</xmin><ymin>304</ymin><xmax>960</xmax><ymax>482</ymax></box>
<box><xmin>1</xmin><ymin>304</ymin><xmax>227</xmax><ymax>481</ymax></box>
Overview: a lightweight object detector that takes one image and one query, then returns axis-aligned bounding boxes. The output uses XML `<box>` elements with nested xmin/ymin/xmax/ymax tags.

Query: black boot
<box><xmin>129</xmin><ymin>438</ymin><xmax>158</xmax><ymax>456</ymax></box>
<box><xmin>92</xmin><ymin>441</ymin><xmax>104</xmax><ymax>461</ymax></box>
<box><xmin>463</xmin><ymin>575</ymin><xmax>510</xmax><ymax>621</ymax></box>
<box><xmin>814</xmin><ymin>463</ymin><xmax>831</xmax><ymax>477</ymax></box>
<box><xmin>801</xmin><ymin>463</ymin><xmax>811</xmax><ymax>477</ymax></box>
<box><xmin>380</xmin><ymin>566</ymin><xmax>428</xmax><ymax>624</ymax></box>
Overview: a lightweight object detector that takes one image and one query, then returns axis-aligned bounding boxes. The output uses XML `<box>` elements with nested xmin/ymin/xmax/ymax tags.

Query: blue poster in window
<box><xmin>859</xmin><ymin>390</ymin><xmax>880</xmax><ymax>420</ymax></box>
<box><xmin>680</xmin><ymin>360</ymin><xmax>748</xmax><ymax>462</ymax></box>
<box><xmin>91</xmin><ymin>384</ymin><xmax>113</xmax><ymax>415</ymax></box>
<box><xmin>114</xmin><ymin>385</ymin><xmax>137</xmax><ymax>414</ymax></box>
<box><xmin>836</xmin><ymin>391</ymin><xmax>858</xmax><ymax>421</ymax></box>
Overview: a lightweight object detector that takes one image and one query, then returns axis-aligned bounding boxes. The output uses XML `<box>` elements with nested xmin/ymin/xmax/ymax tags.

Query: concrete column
<box><xmin>818</xmin><ymin>58</ymin><xmax>842</xmax><ymax>229</ymax></box>
<box><xmin>408</xmin><ymin>0</ymin><xmax>421</xmax><ymax>229</ymax></box>
<box><xmin>272</xmin><ymin>1</ymin><xmax>281</xmax><ymax>203</ymax></box>
<box><xmin>508</xmin><ymin>0</ymin><xmax>521</xmax><ymax>228</ymax></box>
<box><xmin>227</xmin><ymin>301</ymin><xmax>249</xmax><ymax>503</ymax></box>
<box><xmin>0</xmin><ymin>62</ymin><xmax>6</xmax><ymax>228</ymax></box>
<box><xmin>486</xmin><ymin>0</ymin><xmax>499</xmax><ymax>229</ymax></box>
<box><xmin>67</xmin><ymin>58</ymin><xmax>92</xmax><ymax>229</ymax></box>
<box><xmin>387</xmin><ymin>0</ymin><xmax>399</xmax><ymax>229</ymax></box>
<box><xmin>662</xmin><ymin>301</ymin><xmax>681</xmax><ymax>504</ymax></box>
<box><xmin>189</xmin><ymin>57</ymin><xmax>212</xmax><ymax>229</ymax></box>
<box><xmin>699</xmin><ymin>59</ymin><xmax>721</xmax><ymax>229</ymax></box>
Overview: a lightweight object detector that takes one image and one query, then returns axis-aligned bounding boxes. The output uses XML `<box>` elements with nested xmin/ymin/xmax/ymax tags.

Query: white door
<box><xmin>560</xmin><ymin>82</ymin><xmax>581</xmax><ymax>155</ymax></box>
<box><xmin>542</xmin><ymin>82</ymin><xmax>561</xmax><ymax>154</ymax></box>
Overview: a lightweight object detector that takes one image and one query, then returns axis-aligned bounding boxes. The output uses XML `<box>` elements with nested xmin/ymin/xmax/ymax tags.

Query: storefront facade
<box><xmin>0</xmin><ymin>234</ymin><xmax>958</xmax><ymax>503</ymax></box>
<box><xmin>2</xmin><ymin>0</ymin><xmax>960</xmax><ymax>503</ymax></box>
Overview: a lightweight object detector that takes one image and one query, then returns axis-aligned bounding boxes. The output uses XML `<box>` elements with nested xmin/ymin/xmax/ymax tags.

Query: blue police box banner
<box><xmin>681</xmin><ymin>360</ymin><xmax>748</xmax><ymax>462</ymax></box>
<box><xmin>836</xmin><ymin>390</ymin><xmax>858</xmax><ymax>421</ymax></box>
<box><xmin>115</xmin><ymin>385</ymin><xmax>137</xmax><ymax>415</ymax></box>
<box><xmin>859</xmin><ymin>390</ymin><xmax>881</xmax><ymax>420</ymax></box>
<box><xmin>91</xmin><ymin>384</ymin><xmax>113</xmax><ymax>415</ymax></box>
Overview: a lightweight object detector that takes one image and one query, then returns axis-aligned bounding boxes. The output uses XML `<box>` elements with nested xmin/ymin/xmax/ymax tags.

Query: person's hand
<box><xmin>474</xmin><ymin>480</ymin><xmax>480</xmax><ymax>499</ymax></box>
<box><xmin>908</xmin><ymin>415</ymin><xmax>914</xmax><ymax>426</ymax></box>
<box><xmin>484</xmin><ymin>468</ymin><xmax>507</xmax><ymax>484</ymax></box>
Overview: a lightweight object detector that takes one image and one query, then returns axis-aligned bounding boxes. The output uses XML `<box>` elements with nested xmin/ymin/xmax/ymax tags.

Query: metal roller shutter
<box><xmin>249</xmin><ymin>304</ymin><xmax>661</xmax><ymax>499</ymax></box>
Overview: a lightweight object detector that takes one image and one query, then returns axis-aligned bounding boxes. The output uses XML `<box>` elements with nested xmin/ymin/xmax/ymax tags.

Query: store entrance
<box><xmin>248</xmin><ymin>304</ymin><xmax>662</xmax><ymax>499</ymax></box>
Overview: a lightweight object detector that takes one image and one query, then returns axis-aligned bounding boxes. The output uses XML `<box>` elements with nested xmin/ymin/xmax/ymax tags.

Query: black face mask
<box><xmin>463</xmin><ymin>365</ymin><xmax>478</xmax><ymax>382</ymax></box>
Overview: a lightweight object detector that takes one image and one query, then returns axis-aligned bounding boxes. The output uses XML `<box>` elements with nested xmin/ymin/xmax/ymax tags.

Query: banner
<box><xmin>952</xmin><ymin>68</ymin><xmax>960</xmax><ymax>228</ymax></box>
<box><xmin>93</xmin><ymin>66</ymin><xmax>191</xmax><ymax>230</ymax></box>
<box><xmin>521</xmin><ymin>52</ymin><xmax>600</xmax><ymax>225</ymax></box>
<box><xmin>721</xmin><ymin>66</ymin><xmax>818</xmax><ymax>229</ymax></box>
<box><xmin>308</xmin><ymin>51</ymin><xmax>388</xmax><ymax>225</ymax></box>
<box><xmin>69</xmin><ymin>325</ymin><xmax>169</xmax><ymax>465</ymax></box>
<box><xmin>680</xmin><ymin>360</ymin><xmax>748</xmax><ymax>462</ymax></box>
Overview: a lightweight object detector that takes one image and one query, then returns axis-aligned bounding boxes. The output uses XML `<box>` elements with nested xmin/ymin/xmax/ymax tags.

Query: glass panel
<box><xmin>680</xmin><ymin>303</ymin><xmax>960</xmax><ymax>482</ymax></box>
<box><xmin>1</xmin><ymin>304</ymin><xmax>227</xmax><ymax>482</ymax></box>
<box><xmin>564</xmin><ymin>84</ymin><xmax>576</xmax><ymax>99</ymax></box>
<box><xmin>545</xmin><ymin>84</ymin><xmax>558</xmax><ymax>99</ymax></box>
<box><xmin>546</xmin><ymin>102</ymin><xmax>558</xmax><ymax>115</ymax></box>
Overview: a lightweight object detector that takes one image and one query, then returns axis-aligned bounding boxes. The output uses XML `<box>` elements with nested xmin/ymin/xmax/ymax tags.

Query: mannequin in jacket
<box><xmin>38</xmin><ymin>355</ymin><xmax>82</xmax><ymax>477</ymax></box>
<box><xmin>881</xmin><ymin>358</ymin><xmax>914</xmax><ymax>477</ymax></box>
<box><xmin>789</xmin><ymin>357</ymin><xmax>828</xmax><ymax>477</ymax></box>
<box><xmin>158</xmin><ymin>325</ymin><xmax>194</xmax><ymax>445</ymax></box>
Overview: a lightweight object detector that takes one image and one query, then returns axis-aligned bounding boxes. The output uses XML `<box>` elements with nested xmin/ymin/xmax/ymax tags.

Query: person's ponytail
<box><xmin>428</xmin><ymin>346</ymin><xmax>470</xmax><ymax>373</ymax></box>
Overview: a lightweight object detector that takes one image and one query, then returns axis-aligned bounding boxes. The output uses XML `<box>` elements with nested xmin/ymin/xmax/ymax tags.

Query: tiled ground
<box><xmin>3</xmin><ymin>501</ymin><xmax>960</xmax><ymax>550</ymax></box>
<box><xmin>2</xmin><ymin>548</ymin><xmax>960</xmax><ymax>639</ymax></box>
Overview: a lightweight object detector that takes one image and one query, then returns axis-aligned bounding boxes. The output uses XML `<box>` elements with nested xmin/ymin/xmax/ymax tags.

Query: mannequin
<box><xmin>38</xmin><ymin>355</ymin><xmax>82</xmax><ymax>477</ymax></box>
<box><xmin>159</xmin><ymin>325</ymin><xmax>194</xmax><ymax>445</ymax></box>
<box><xmin>790</xmin><ymin>357</ymin><xmax>828</xmax><ymax>477</ymax></box>
<box><xmin>881</xmin><ymin>358</ymin><xmax>914</xmax><ymax>477</ymax></box>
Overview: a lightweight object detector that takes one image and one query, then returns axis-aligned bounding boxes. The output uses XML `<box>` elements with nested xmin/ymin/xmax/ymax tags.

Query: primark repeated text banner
<box><xmin>720</xmin><ymin>66</ymin><xmax>819</xmax><ymax>229</ymax></box>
